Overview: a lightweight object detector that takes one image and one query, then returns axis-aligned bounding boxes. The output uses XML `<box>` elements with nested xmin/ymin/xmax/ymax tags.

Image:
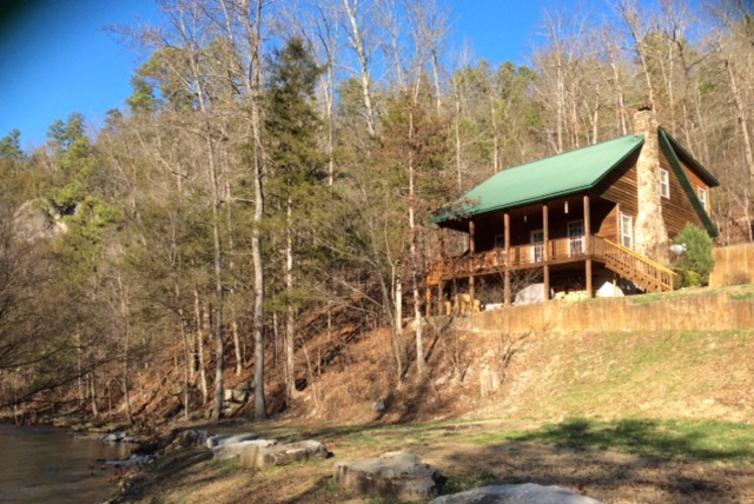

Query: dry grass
<box><xmin>118</xmin><ymin>415</ymin><xmax>754</xmax><ymax>504</ymax></box>
<box><xmin>116</xmin><ymin>289</ymin><xmax>754</xmax><ymax>504</ymax></box>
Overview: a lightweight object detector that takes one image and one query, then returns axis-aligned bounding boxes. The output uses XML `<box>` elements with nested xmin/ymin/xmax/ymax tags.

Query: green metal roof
<box><xmin>433</xmin><ymin>133</ymin><xmax>645</xmax><ymax>223</ymax></box>
<box><xmin>658</xmin><ymin>127</ymin><xmax>719</xmax><ymax>238</ymax></box>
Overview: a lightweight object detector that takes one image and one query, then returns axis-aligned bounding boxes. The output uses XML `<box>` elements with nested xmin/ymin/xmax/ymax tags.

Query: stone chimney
<box><xmin>632</xmin><ymin>108</ymin><xmax>669</xmax><ymax>264</ymax></box>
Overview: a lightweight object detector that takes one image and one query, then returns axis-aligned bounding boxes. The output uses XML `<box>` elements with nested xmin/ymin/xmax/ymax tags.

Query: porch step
<box><xmin>592</xmin><ymin>237</ymin><xmax>675</xmax><ymax>293</ymax></box>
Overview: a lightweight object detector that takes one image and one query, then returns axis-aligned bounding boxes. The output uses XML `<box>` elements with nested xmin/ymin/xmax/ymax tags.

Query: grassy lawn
<box><xmin>627</xmin><ymin>283</ymin><xmax>754</xmax><ymax>305</ymax></box>
<box><xmin>120</xmin><ymin>416</ymin><xmax>754</xmax><ymax>504</ymax></box>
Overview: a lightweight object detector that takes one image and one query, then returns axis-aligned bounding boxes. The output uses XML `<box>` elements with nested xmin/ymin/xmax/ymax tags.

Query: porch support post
<box><xmin>468</xmin><ymin>220</ymin><xmax>475</xmax><ymax>302</ymax></box>
<box><xmin>437</xmin><ymin>282</ymin><xmax>444</xmax><ymax>315</ymax></box>
<box><xmin>437</xmin><ymin>228</ymin><xmax>446</xmax><ymax>314</ymax></box>
<box><xmin>584</xmin><ymin>194</ymin><xmax>593</xmax><ymax>298</ymax></box>
<box><xmin>504</xmin><ymin>212</ymin><xmax>511</xmax><ymax>306</ymax></box>
<box><xmin>543</xmin><ymin>203</ymin><xmax>550</xmax><ymax>301</ymax></box>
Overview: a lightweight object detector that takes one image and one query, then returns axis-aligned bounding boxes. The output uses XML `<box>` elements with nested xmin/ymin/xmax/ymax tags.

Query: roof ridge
<box><xmin>492</xmin><ymin>133</ymin><xmax>644</xmax><ymax>176</ymax></box>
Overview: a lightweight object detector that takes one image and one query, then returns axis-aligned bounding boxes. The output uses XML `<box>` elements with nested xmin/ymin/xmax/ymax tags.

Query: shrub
<box><xmin>673</xmin><ymin>223</ymin><xmax>714</xmax><ymax>287</ymax></box>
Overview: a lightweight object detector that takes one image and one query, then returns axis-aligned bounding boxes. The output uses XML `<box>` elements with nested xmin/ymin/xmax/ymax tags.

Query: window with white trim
<box><xmin>660</xmin><ymin>168</ymin><xmax>670</xmax><ymax>198</ymax></box>
<box><xmin>697</xmin><ymin>187</ymin><xmax>708</xmax><ymax>212</ymax></box>
<box><xmin>620</xmin><ymin>212</ymin><xmax>633</xmax><ymax>249</ymax></box>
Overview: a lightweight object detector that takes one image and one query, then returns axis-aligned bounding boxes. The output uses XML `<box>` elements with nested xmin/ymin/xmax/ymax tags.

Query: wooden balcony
<box><xmin>426</xmin><ymin>235</ymin><xmax>676</xmax><ymax>293</ymax></box>
<box><xmin>427</xmin><ymin>236</ymin><xmax>588</xmax><ymax>283</ymax></box>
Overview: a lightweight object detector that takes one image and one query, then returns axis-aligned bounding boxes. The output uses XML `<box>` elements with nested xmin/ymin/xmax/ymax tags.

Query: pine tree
<box><xmin>264</xmin><ymin>38</ymin><xmax>327</xmax><ymax>403</ymax></box>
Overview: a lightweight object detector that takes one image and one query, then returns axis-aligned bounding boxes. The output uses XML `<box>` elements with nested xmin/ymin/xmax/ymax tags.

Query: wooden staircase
<box><xmin>591</xmin><ymin>236</ymin><xmax>676</xmax><ymax>293</ymax></box>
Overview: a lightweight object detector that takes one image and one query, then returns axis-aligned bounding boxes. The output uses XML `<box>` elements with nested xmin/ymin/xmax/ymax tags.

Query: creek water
<box><xmin>0</xmin><ymin>423</ymin><xmax>129</xmax><ymax>504</ymax></box>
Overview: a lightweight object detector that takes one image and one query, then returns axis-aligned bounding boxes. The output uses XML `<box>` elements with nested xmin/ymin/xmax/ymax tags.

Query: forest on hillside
<box><xmin>1</xmin><ymin>0</ymin><xmax>752</xmax><ymax>424</ymax></box>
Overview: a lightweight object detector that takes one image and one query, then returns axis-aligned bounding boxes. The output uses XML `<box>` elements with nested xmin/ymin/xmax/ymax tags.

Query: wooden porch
<box><xmin>426</xmin><ymin>195</ymin><xmax>676</xmax><ymax>313</ymax></box>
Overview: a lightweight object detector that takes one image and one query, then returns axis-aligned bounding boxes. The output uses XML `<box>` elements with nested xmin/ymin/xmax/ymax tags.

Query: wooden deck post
<box><xmin>543</xmin><ymin>203</ymin><xmax>550</xmax><ymax>301</ymax></box>
<box><xmin>437</xmin><ymin>282</ymin><xmax>443</xmax><ymax>315</ymax></box>
<box><xmin>469</xmin><ymin>220</ymin><xmax>476</xmax><ymax>302</ymax></box>
<box><xmin>437</xmin><ymin>228</ymin><xmax>446</xmax><ymax>314</ymax></box>
<box><xmin>584</xmin><ymin>194</ymin><xmax>594</xmax><ymax>298</ymax></box>
<box><xmin>504</xmin><ymin>212</ymin><xmax>511</xmax><ymax>306</ymax></box>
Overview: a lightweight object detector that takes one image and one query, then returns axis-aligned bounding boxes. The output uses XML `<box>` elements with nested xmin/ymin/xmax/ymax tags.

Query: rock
<box><xmin>374</xmin><ymin>399</ymin><xmax>386</xmax><ymax>413</ymax></box>
<box><xmin>101</xmin><ymin>431</ymin><xmax>128</xmax><ymax>443</ymax></box>
<box><xmin>429</xmin><ymin>483</ymin><xmax>604</xmax><ymax>504</ymax></box>
<box><xmin>104</xmin><ymin>453</ymin><xmax>153</xmax><ymax>469</ymax></box>
<box><xmin>223</xmin><ymin>381</ymin><xmax>252</xmax><ymax>403</ymax></box>
<box><xmin>515</xmin><ymin>283</ymin><xmax>550</xmax><ymax>305</ymax></box>
<box><xmin>173</xmin><ymin>429</ymin><xmax>212</xmax><ymax>448</ymax></box>
<box><xmin>213</xmin><ymin>439</ymin><xmax>276</xmax><ymax>461</ymax></box>
<box><xmin>479</xmin><ymin>366</ymin><xmax>501</xmax><ymax>397</ymax></box>
<box><xmin>205</xmin><ymin>432</ymin><xmax>259</xmax><ymax>450</ymax></box>
<box><xmin>12</xmin><ymin>198</ymin><xmax>68</xmax><ymax>242</ymax></box>
<box><xmin>334</xmin><ymin>452</ymin><xmax>445</xmax><ymax>501</ymax></box>
<box><xmin>240</xmin><ymin>439</ymin><xmax>329</xmax><ymax>469</ymax></box>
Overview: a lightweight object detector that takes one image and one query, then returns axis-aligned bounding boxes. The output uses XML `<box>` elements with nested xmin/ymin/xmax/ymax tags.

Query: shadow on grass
<box><xmin>508</xmin><ymin>417</ymin><xmax>754</xmax><ymax>463</ymax></box>
<box><xmin>118</xmin><ymin>448</ymin><xmax>213</xmax><ymax>502</ymax></box>
<box><xmin>445</xmin><ymin>417</ymin><xmax>754</xmax><ymax>504</ymax></box>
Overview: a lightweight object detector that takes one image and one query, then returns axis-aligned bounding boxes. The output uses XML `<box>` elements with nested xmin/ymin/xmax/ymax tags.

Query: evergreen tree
<box><xmin>264</xmin><ymin>37</ymin><xmax>327</xmax><ymax>401</ymax></box>
<box><xmin>0</xmin><ymin>129</ymin><xmax>23</xmax><ymax>161</ymax></box>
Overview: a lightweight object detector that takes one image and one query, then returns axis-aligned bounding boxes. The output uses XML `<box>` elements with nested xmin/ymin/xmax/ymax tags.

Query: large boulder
<box><xmin>240</xmin><ymin>439</ymin><xmax>329</xmax><ymax>468</ymax></box>
<box><xmin>205</xmin><ymin>432</ymin><xmax>259</xmax><ymax>450</ymax></box>
<box><xmin>171</xmin><ymin>429</ymin><xmax>212</xmax><ymax>449</ymax></box>
<box><xmin>213</xmin><ymin>438</ymin><xmax>276</xmax><ymax>461</ymax></box>
<box><xmin>223</xmin><ymin>383</ymin><xmax>250</xmax><ymax>403</ymax></box>
<box><xmin>430</xmin><ymin>483</ymin><xmax>603</xmax><ymax>504</ymax></box>
<box><xmin>334</xmin><ymin>452</ymin><xmax>445</xmax><ymax>501</ymax></box>
<box><xmin>12</xmin><ymin>199</ymin><xmax>68</xmax><ymax>242</ymax></box>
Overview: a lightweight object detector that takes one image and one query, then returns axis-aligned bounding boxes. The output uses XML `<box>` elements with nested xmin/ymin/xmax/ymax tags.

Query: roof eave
<box><xmin>658</xmin><ymin>128</ymin><xmax>719</xmax><ymax>238</ymax></box>
<box><xmin>659</xmin><ymin>127</ymin><xmax>720</xmax><ymax>187</ymax></box>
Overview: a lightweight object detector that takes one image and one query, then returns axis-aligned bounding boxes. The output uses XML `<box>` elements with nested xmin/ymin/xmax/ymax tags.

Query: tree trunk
<box><xmin>725</xmin><ymin>57</ymin><xmax>754</xmax><ymax>183</ymax></box>
<box><xmin>343</xmin><ymin>0</ymin><xmax>377</xmax><ymax>137</ymax></box>
<box><xmin>194</xmin><ymin>290</ymin><xmax>209</xmax><ymax>405</ymax></box>
<box><xmin>285</xmin><ymin>198</ymin><xmax>296</xmax><ymax>402</ymax></box>
<box><xmin>407</xmin><ymin>96</ymin><xmax>425</xmax><ymax>377</ymax></box>
<box><xmin>118</xmin><ymin>276</ymin><xmax>133</xmax><ymax>425</ymax></box>
<box><xmin>89</xmin><ymin>372</ymin><xmax>98</xmax><ymax>417</ymax></box>
<box><xmin>248</xmin><ymin>0</ymin><xmax>267</xmax><ymax>420</ymax></box>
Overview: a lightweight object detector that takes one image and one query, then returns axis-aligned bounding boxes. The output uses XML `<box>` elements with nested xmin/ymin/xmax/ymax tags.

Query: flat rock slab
<box><xmin>206</xmin><ymin>432</ymin><xmax>259</xmax><ymax>450</ymax></box>
<box><xmin>241</xmin><ymin>439</ymin><xmax>329</xmax><ymax>468</ymax></box>
<box><xmin>430</xmin><ymin>484</ymin><xmax>604</xmax><ymax>504</ymax></box>
<box><xmin>213</xmin><ymin>439</ymin><xmax>276</xmax><ymax>461</ymax></box>
<box><xmin>335</xmin><ymin>452</ymin><xmax>445</xmax><ymax>501</ymax></box>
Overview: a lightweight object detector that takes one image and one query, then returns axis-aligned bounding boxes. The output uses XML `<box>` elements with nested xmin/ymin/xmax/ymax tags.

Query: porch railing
<box><xmin>427</xmin><ymin>236</ymin><xmax>587</xmax><ymax>283</ymax></box>
<box><xmin>426</xmin><ymin>234</ymin><xmax>676</xmax><ymax>293</ymax></box>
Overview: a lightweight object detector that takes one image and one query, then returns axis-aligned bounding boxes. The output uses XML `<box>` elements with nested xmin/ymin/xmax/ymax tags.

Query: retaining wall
<box><xmin>448</xmin><ymin>288</ymin><xmax>754</xmax><ymax>336</ymax></box>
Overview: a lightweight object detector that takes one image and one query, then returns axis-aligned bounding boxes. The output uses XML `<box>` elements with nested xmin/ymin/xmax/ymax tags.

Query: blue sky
<box><xmin>0</xmin><ymin>0</ymin><xmax>603</xmax><ymax>149</ymax></box>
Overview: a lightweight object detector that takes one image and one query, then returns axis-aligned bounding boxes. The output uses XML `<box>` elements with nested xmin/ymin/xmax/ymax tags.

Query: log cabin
<box><xmin>427</xmin><ymin>109</ymin><xmax>719</xmax><ymax>313</ymax></box>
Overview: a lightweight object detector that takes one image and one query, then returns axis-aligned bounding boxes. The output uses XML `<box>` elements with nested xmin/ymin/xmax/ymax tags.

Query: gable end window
<box><xmin>620</xmin><ymin>212</ymin><xmax>634</xmax><ymax>249</ymax></box>
<box><xmin>660</xmin><ymin>168</ymin><xmax>670</xmax><ymax>199</ymax></box>
<box><xmin>697</xmin><ymin>187</ymin><xmax>708</xmax><ymax>212</ymax></box>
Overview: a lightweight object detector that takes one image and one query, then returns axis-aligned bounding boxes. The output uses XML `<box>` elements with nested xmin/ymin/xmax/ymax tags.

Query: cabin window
<box><xmin>697</xmin><ymin>187</ymin><xmax>708</xmax><ymax>212</ymax></box>
<box><xmin>660</xmin><ymin>168</ymin><xmax>670</xmax><ymax>198</ymax></box>
<box><xmin>620</xmin><ymin>212</ymin><xmax>633</xmax><ymax>249</ymax></box>
<box><xmin>530</xmin><ymin>229</ymin><xmax>544</xmax><ymax>262</ymax></box>
<box><xmin>567</xmin><ymin>220</ymin><xmax>584</xmax><ymax>256</ymax></box>
<box><xmin>495</xmin><ymin>234</ymin><xmax>504</xmax><ymax>249</ymax></box>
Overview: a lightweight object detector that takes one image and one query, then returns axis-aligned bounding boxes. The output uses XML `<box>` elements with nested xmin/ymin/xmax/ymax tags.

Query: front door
<box><xmin>530</xmin><ymin>229</ymin><xmax>544</xmax><ymax>262</ymax></box>
<box><xmin>567</xmin><ymin>220</ymin><xmax>584</xmax><ymax>256</ymax></box>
